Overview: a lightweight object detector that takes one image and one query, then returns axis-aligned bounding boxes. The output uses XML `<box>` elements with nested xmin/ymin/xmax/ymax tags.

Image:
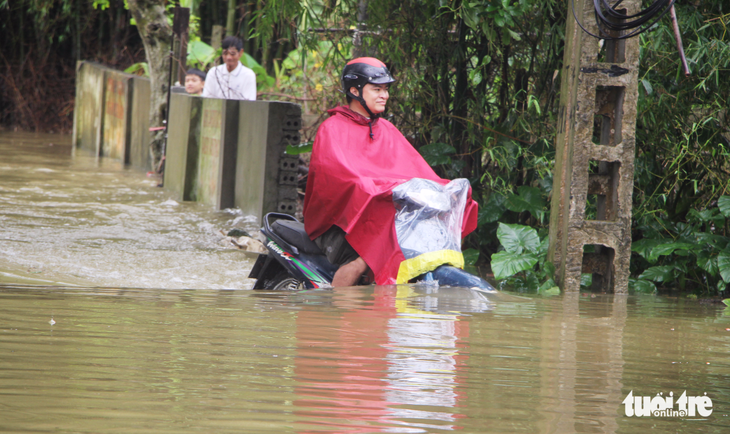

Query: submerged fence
<box><xmin>72</xmin><ymin>61</ymin><xmax>302</xmax><ymax>221</ymax></box>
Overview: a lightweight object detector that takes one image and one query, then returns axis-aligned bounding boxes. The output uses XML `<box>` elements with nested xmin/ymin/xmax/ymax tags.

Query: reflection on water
<box><xmin>2</xmin><ymin>132</ymin><xmax>730</xmax><ymax>432</ymax></box>
<box><xmin>294</xmin><ymin>286</ymin><xmax>481</xmax><ymax>432</ymax></box>
<box><xmin>1</xmin><ymin>285</ymin><xmax>729</xmax><ymax>433</ymax></box>
<box><xmin>0</xmin><ymin>132</ymin><xmax>259</xmax><ymax>288</ymax></box>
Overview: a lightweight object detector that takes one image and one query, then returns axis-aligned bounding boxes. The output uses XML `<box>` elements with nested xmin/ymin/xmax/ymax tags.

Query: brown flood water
<box><xmin>1</xmin><ymin>132</ymin><xmax>730</xmax><ymax>433</ymax></box>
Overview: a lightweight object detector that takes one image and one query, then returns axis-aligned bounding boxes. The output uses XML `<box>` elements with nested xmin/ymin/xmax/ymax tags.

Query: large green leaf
<box><xmin>718</xmin><ymin>252</ymin><xmax>730</xmax><ymax>283</ymax></box>
<box><xmin>496</xmin><ymin>223</ymin><xmax>540</xmax><ymax>254</ymax></box>
<box><xmin>241</xmin><ymin>53</ymin><xmax>275</xmax><ymax>89</ymax></box>
<box><xmin>629</xmin><ymin>278</ymin><xmax>657</xmax><ymax>294</ymax></box>
<box><xmin>419</xmin><ymin>142</ymin><xmax>456</xmax><ymax>166</ymax></box>
<box><xmin>538</xmin><ymin>278</ymin><xmax>558</xmax><ymax>293</ymax></box>
<box><xmin>718</xmin><ymin>196</ymin><xmax>730</xmax><ymax>218</ymax></box>
<box><xmin>542</xmin><ymin>286</ymin><xmax>561</xmax><ymax>296</ymax></box>
<box><xmin>505</xmin><ymin>186</ymin><xmax>545</xmax><ymax>222</ymax></box>
<box><xmin>688</xmin><ymin>208</ymin><xmax>720</xmax><ymax>223</ymax></box>
<box><xmin>696</xmin><ymin>250</ymin><xmax>719</xmax><ymax>277</ymax></box>
<box><xmin>124</xmin><ymin>62</ymin><xmax>148</xmax><ymax>77</ymax></box>
<box><xmin>286</xmin><ymin>141</ymin><xmax>313</xmax><ymax>155</ymax></box>
<box><xmin>479</xmin><ymin>194</ymin><xmax>506</xmax><ymax>224</ymax></box>
<box><xmin>631</xmin><ymin>238</ymin><xmax>661</xmax><ymax>261</ymax></box>
<box><xmin>241</xmin><ymin>52</ymin><xmax>263</xmax><ymax>70</ymax></box>
<box><xmin>490</xmin><ymin>250</ymin><xmax>538</xmax><ymax>280</ymax></box>
<box><xmin>463</xmin><ymin>248</ymin><xmax>480</xmax><ymax>266</ymax></box>
<box><xmin>648</xmin><ymin>242</ymin><xmax>701</xmax><ymax>262</ymax></box>
<box><xmin>523</xmin><ymin>270</ymin><xmax>540</xmax><ymax>290</ymax></box>
<box><xmin>696</xmin><ymin>232</ymin><xmax>730</xmax><ymax>248</ymax></box>
<box><xmin>580</xmin><ymin>273</ymin><xmax>593</xmax><ymax>288</ymax></box>
<box><xmin>187</xmin><ymin>40</ymin><xmax>217</xmax><ymax>68</ymax></box>
<box><xmin>639</xmin><ymin>265</ymin><xmax>676</xmax><ymax>282</ymax></box>
<box><xmin>541</xmin><ymin>260</ymin><xmax>556</xmax><ymax>280</ymax></box>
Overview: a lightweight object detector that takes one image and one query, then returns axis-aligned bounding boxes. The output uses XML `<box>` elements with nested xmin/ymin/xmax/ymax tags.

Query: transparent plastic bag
<box><xmin>392</xmin><ymin>178</ymin><xmax>470</xmax><ymax>260</ymax></box>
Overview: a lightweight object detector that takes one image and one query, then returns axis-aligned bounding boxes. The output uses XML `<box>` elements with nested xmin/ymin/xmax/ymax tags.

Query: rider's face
<box><xmin>354</xmin><ymin>83</ymin><xmax>389</xmax><ymax>115</ymax></box>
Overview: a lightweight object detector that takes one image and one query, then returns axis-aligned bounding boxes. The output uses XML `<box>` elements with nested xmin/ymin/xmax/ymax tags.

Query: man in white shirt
<box><xmin>202</xmin><ymin>36</ymin><xmax>257</xmax><ymax>100</ymax></box>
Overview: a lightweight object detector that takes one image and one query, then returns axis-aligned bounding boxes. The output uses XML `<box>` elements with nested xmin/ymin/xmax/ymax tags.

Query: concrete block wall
<box><xmin>235</xmin><ymin>101</ymin><xmax>301</xmax><ymax>219</ymax></box>
<box><xmin>163</xmin><ymin>92</ymin><xmax>302</xmax><ymax>219</ymax></box>
<box><xmin>547</xmin><ymin>0</ymin><xmax>641</xmax><ymax>293</ymax></box>
<box><xmin>72</xmin><ymin>61</ymin><xmax>151</xmax><ymax>168</ymax></box>
<box><xmin>73</xmin><ymin>61</ymin><xmax>303</xmax><ymax>221</ymax></box>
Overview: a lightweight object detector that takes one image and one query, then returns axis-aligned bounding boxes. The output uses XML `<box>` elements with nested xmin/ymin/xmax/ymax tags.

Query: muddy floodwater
<box><xmin>1</xmin><ymin>132</ymin><xmax>730</xmax><ymax>433</ymax></box>
<box><xmin>0</xmin><ymin>132</ymin><xmax>260</xmax><ymax>289</ymax></box>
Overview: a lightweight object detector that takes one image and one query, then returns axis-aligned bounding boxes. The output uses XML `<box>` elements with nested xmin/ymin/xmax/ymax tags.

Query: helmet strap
<box><xmin>347</xmin><ymin>88</ymin><xmax>378</xmax><ymax>140</ymax></box>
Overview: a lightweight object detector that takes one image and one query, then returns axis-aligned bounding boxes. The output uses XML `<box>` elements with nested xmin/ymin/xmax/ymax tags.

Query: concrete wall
<box><xmin>163</xmin><ymin>92</ymin><xmax>302</xmax><ymax>219</ymax></box>
<box><xmin>73</xmin><ymin>61</ymin><xmax>151</xmax><ymax>169</ymax></box>
<box><xmin>74</xmin><ymin>61</ymin><xmax>303</xmax><ymax>220</ymax></box>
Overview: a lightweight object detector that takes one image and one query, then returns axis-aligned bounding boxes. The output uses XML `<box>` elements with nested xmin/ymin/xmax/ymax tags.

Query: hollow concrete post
<box><xmin>234</xmin><ymin>101</ymin><xmax>301</xmax><ymax>220</ymax></box>
<box><xmin>547</xmin><ymin>0</ymin><xmax>641</xmax><ymax>293</ymax></box>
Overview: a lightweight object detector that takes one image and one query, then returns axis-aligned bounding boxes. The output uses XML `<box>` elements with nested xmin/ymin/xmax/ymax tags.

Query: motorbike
<box><xmin>248</xmin><ymin>213</ymin><xmax>496</xmax><ymax>292</ymax></box>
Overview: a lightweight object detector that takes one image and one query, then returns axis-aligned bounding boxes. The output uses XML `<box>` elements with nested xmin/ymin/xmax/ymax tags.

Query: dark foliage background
<box><xmin>0</xmin><ymin>0</ymin><xmax>145</xmax><ymax>132</ymax></box>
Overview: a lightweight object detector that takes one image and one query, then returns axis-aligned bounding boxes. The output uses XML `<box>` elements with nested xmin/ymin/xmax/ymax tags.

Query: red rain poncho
<box><xmin>303</xmin><ymin>106</ymin><xmax>478</xmax><ymax>284</ymax></box>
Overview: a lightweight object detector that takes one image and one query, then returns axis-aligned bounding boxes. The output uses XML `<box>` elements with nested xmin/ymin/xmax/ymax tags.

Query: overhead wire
<box><xmin>571</xmin><ymin>0</ymin><xmax>676</xmax><ymax>40</ymax></box>
<box><xmin>571</xmin><ymin>0</ymin><xmax>690</xmax><ymax>75</ymax></box>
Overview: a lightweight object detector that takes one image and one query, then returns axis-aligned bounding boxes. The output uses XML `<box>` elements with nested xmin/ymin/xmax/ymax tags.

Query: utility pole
<box><xmin>547</xmin><ymin>0</ymin><xmax>642</xmax><ymax>293</ymax></box>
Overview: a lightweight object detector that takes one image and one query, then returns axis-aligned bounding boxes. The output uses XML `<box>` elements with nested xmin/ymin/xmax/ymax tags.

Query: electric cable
<box><xmin>571</xmin><ymin>0</ymin><xmax>690</xmax><ymax>75</ymax></box>
<box><xmin>572</xmin><ymin>0</ymin><xmax>676</xmax><ymax>40</ymax></box>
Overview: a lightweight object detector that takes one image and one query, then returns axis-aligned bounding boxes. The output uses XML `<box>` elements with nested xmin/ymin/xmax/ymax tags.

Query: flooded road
<box><xmin>2</xmin><ymin>286</ymin><xmax>729</xmax><ymax>433</ymax></box>
<box><xmin>0</xmin><ymin>132</ymin><xmax>259</xmax><ymax>289</ymax></box>
<box><xmin>1</xmin><ymin>132</ymin><xmax>730</xmax><ymax>432</ymax></box>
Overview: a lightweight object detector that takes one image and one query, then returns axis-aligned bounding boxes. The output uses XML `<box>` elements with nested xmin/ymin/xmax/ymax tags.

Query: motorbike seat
<box><xmin>271</xmin><ymin>219</ymin><xmax>324</xmax><ymax>255</ymax></box>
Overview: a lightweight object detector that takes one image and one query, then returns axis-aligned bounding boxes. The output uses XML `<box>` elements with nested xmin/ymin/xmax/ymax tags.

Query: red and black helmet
<box><xmin>341</xmin><ymin>57</ymin><xmax>395</xmax><ymax>100</ymax></box>
<box><xmin>341</xmin><ymin>58</ymin><xmax>395</xmax><ymax>134</ymax></box>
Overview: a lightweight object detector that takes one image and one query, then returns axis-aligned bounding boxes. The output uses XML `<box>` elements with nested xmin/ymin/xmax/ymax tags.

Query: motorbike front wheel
<box><xmin>264</xmin><ymin>272</ymin><xmax>306</xmax><ymax>290</ymax></box>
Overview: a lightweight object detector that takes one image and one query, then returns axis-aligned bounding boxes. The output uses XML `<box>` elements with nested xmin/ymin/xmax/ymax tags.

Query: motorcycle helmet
<box><xmin>341</xmin><ymin>57</ymin><xmax>395</xmax><ymax>96</ymax></box>
<box><xmin>341</xmin><ymin>57</ymin><xmax>395</xmax><ymax>138</ymax></box>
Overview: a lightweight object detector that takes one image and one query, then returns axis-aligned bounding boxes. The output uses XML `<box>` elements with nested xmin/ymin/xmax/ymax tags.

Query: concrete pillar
<box><xmin>163</xmin><ymin>93</ymin><xmax>202</xmax><ymax>201</ymax></box>
<box><xmin>72</xmin><ymin>61</ymin><xmax>109</xmax><ymax>155</ymax></box>
<box><xmin>195</xmin><ymin>97</ymin><xmax>239</xmax><ymax>209</ymax></box>
<box><xmin>234</xmin><ymin>101</ymin><xmax>301</xmax><ymax>220</ymax></box>
<box><xmin>129</xmin><ymin>76</ymin><xmax>152</xmax><ymax>171</ymax></box>
<box><xmin>101</xmin><ymin>69</ymin><xmax>135</xmax><ymax>162</ymax></box>
<box><xmin>547</xmin><ymin>0</ymin><xmax>640</xmax><ymax>293</ymax></box>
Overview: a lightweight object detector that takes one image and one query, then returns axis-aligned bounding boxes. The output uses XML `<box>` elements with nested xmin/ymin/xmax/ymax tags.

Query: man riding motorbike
<box><xmin>303</xmin><ymin>57</ymin><xmax>479</xmax><ymax>287</ymax></box>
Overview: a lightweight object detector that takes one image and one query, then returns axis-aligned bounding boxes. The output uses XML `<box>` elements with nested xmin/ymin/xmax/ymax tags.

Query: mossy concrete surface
<box><xmin>548</xmin><ymin>0</ymin><xmax>641</xmax><ymax>293</ymax></box>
